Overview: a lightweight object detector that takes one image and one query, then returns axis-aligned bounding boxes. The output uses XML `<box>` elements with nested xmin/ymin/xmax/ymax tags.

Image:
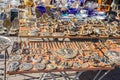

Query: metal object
<box><xmin>39</xmin><ymin>72</ymin><xmax>56</xmax><ymax>80</ymax></box>
<box><xmin>0</xmin><ymin>36</ymin><xmax>11</xmax><ymax>52</ymax></box>
<box><xmin>19</xmin><ymin>62</ymin><xmax>33</xmax><ymax>71</ymax></box>
<box><xmin>34</xmin><ymin>63</ymin><xmax>46</xmax><ymax>70</ymax></box>
<box><xmin>98</xmin><ymin>70</ymin><xmax>111</xmax><ymax>80</ymax></box>
<box><xmin>93</xmin><ymin>70</ymin><xmax>111</xmax><ymax>80</ymax></box>
<box><xmin>93</xmin><ymin>70</ymin><xmax>102</xmax><ymax>80</ymax></box>
<box><xmin>55</xmin><ymin>48</ymin><xmax>78</xmax><ymax>59</ymax></box>
<box><xmin>73</xmin><ymin>71</ymin><xmax>83</xmax><ymax>80</ymax></box>
<box><xmin>8</xmin><ymin>61</ymin><xmax>19</xmax><ymax>72</ymax></box>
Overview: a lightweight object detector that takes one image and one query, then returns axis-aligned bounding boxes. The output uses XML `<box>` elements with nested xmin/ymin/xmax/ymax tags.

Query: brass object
<box><xmin>24</xmin><ymin>0</ymin><xmax>34</xmax><ymax>7</ymax></box>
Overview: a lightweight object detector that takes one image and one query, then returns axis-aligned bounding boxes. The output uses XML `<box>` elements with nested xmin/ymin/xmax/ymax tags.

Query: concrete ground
<box><xmin>79</xmin><ymin>67</ymin><xmax>120</xmax><ymax>80</ymax></box>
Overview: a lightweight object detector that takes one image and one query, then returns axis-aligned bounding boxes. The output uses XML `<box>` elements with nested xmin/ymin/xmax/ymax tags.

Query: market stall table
<box><xmin>7</xmin><ymin>40</ymin><xmax>118</xmax><ymax>80</ymax></box>
<box><xmin>18</xmin><ymin>27</ymin><xmax>120</xmax><ymax>40</ymax></box>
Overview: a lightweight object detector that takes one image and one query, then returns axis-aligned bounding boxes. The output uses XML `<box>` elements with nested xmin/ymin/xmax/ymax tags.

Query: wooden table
<box><xmin>7</xmin><ymin>67</ymin><xmax>114</xmax><ymax>75</ymax></box>
<box><xmin>12</xmin><ymin>26</ymin><xmax>120</xmax><ymax>80</ymax></box>
<box><xmin>7</xmin><ymin>41</ymin><xmax>117</xmax><ymax>80</ymax></box>
<box><xmin>18</xmin><ymin>27</ymin><xmax>120</xmax><ymax>39</ymax></box>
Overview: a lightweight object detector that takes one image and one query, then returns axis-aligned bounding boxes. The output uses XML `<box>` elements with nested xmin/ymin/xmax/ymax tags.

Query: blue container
<box><xmin>79</xmin><ymin>0</ymin><xmax>84</xmax><ymax>6</ymax></box>
<box><xmin>36</xmin><ymin>6</ymin><xmax>46</xmax><ymax>14</ymax></box>
<box><xmin>68</xmin><ymin>8</ymin><xmax>78</xmax><ymax>14</ymax></box>
<box><xmin>83</xmin><ymin>8</ymin><xmax>94</xmax><ymax>16</ymax></box>
<box><xmin>67</xmin><ymin>0</ymin><xmax>74</xmax><ymax>3</ymax></box>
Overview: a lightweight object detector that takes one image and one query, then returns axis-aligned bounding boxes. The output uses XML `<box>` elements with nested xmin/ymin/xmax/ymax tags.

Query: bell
<box><xmin>24</xmin><ymin>0</ymin><xmax>34</xmax><ymax>7</ymax></box>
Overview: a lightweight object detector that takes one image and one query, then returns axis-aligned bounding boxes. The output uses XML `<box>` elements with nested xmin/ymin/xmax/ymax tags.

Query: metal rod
<box><xmin>59</xmin><ymin>72</ymin><xmax>68</xmax><ymax>80</ymax></box>
<box><xmin>63</xmin><ymin>71</ymin><xmax>71</xmax><ymax>80</ymax></box>
<box><xmin>49</xmin><ymin>72</ymin><xmax>56</xmax><ymax>80</ymax></box>
<box><xmin>98</xmin><ymin>70</ymin><xmax>111</xmax><ymax>80</ymax></box>
<box><xmin>93</xmin><ymin>70</ymin><xmax>102</xmax><ymax>80</ymax></box>
<box><xmin>39</xmin><ymin>73</ymin><xmax>47</xmax><ymax>80</ymax></box>
<box><xmin>4</xmin><ymin>49</ymin><xmax>8</xmax><ymax>80</ymax></box>
<box><xmin>73</xmin><ymin>71</ymin><xmax>83</xmax><ymax>80</ymax></box>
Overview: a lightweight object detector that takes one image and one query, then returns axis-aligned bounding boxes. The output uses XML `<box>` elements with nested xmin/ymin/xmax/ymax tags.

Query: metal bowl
<box><xmin>0</xmin><ymin>36</ymin><xmax>11</xmax><ymax>52</ymax></box>
<box><xmin>55</xmin><ymin>48</ymin><xmax>78</xmax><ymax>59</ymax></box>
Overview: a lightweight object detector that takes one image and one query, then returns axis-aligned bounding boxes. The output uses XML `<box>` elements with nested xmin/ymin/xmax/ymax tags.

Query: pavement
<box><xmin>79</xmin><ymin>67</ymin><xmax>120</xmax><ymax>80</ymax></box>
